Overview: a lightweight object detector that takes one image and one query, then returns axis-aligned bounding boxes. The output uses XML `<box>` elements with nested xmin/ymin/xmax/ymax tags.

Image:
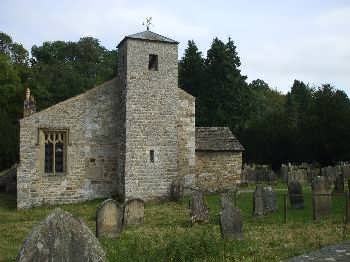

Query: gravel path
<box><xmin>283</xmin><ymin>241</ymin><xmax>350</xmax><ymax>262</ymax></box>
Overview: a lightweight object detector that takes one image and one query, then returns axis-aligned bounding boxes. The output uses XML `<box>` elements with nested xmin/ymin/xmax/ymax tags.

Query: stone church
<box><xmin>17</xmin><ymin>30</ymin><xmax>244</xmax><ymax>209</ymax></box>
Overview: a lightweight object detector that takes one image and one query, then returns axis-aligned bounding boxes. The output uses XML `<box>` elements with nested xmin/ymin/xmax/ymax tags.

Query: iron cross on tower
<box><xmin>143</xmin><ymin>17</ymin><xmax>153</xmax><ymax>31</ymax></box>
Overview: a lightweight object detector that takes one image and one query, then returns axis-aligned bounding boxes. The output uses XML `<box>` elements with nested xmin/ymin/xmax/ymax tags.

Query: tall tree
<box><xmin>199</xmin><ymin>37</ymin><xmax>250</xmax><ymax>134</ymax></box>
<box><xmin>178</xmin><ymin>40</ymin><xmax>204</xmax><ymax>97</ymax></box>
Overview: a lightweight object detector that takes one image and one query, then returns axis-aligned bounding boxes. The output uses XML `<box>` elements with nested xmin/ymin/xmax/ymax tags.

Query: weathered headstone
<box><xmin>17</xmin><ymin>208</ymin><xmax>106</xmax><ymax>262</ymax></box>
<box><xmin>253</xmin><ymin>184</ymin><xmax>264</xmax><ymax>216</ymax></box>
<box><xmin>280</xmin><ymin>164</ymin><xmax>289</xmax><ymax>183</ymax></box>
<box><xmin>267</xmin><ymin>171</ymin><xmax>277</xmax><ymax>185</ymax></box>
<box><xmin>322</xmin><ymin>166</ymin><xmax>337</xmax><ymax>184</ymax></box>
<box><xmin>170</xmin><ymin>179</ymin><xmax>184</xmax><ymax>201</ymax></box>
<box><xmin>307</xmin><ymin>168</ymin><xmax>320</xmax><ymax>184</ymax></box>
<box><xmin>333</xmin><ymin>174</ymin><xmax>344</xmax><ymax>194</ymax></box>
<box><xmin>312</xmin><ymin>176</ymin><xmax>331</xmax><ymax>219</ymax></box>
<box><xmin>124</xmin><ymin>198</ymin><xmax>144</xmax><ymax>225</ymax></box>
<box><xmin>219</xmin><ymin>194</ymin><xmax>243</xmax><ymax>240</ymax></box>
<box><xmin>342</xmin><ymin>165</ymin><xmax>350</xmax><ymax>179</ymax></box>
<box><xmin>288</xmin><ymin>181</ymin><xmax>304</xmax><ymax>209</ymax></box>
<box><xmin>263</xmin><ymin>186</ymin><xmax>277</xmax><ymax>213</ymax></box>
<box><xmin>190</xmin><ymin>190</ymin><xmax>209</xmax><ymax>224</ymax></box>
<box><xmin>96</xmin><ymin>199</ymin><xmax>123</xmax><ymax>238</ymax></box>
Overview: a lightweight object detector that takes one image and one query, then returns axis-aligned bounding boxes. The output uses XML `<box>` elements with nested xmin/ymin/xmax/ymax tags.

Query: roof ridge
<box><xmin>117</xmin><ymin>30</ymin><xmax>178</xmax><ymax>47</ymax></box>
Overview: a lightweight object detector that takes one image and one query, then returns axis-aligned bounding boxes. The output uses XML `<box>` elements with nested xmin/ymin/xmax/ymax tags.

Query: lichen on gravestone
<box><xmin>17</xmin><ymin>208</ymin><xmax>106</xmax><ymax>262</ymax></box>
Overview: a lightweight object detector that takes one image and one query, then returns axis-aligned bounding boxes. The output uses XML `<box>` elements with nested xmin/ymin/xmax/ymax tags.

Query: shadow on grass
<box><xmin>0</xmin><ymin>192</ymin><xmax>16</xmax><ymax>210</ymax></box>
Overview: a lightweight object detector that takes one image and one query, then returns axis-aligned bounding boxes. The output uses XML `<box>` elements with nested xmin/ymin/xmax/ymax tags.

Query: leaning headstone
<box><xmin>190</xmin><ymin>190</ymin><xmax>209</xmax><ymax>224</ymax></box>
<box><xmin>219</xmin><ymin>194</ymin><xmax>243</xmax><ymax>240</ymax></box>
<box><xmin>96</xmin><ymin>199</ymin><xmax>123</xmax><ymax>238</ymax></box>
<box><xmin>170</xmin><ymin>179</ymin><xmax>184</xmax><ymax>201</ymax></box>
<box><xmin>17</xmin><ymin>208</ymin><xmax>106</xmax><ymax>262</ymax></box>
<box><xmin>333</xmin><ymin>174</ymin><xmax>344</xmax><ymax>194</ymax></box>
<box><xmin>124</xmin><ymin>198</ymin><xmax>145</xmax><ymax>225</ymax></box>
<box><xmin>312</xmin><ymin>176</ymin><xmax>331</xmax><ymax>219</ymax></box>
<box><xmin>288</xmin><ymin>181</ymin><xmax>304</xmax><ymax>209</ymax></box>
<box><xmin>253</xmin><ymin>184</ymin><xmax>264</xmax><ymax>216</ymax></box>
<box><xmin>263</xmin><ymin>186</ymin><xmax>277</xmax><ymax>213</ymax></box>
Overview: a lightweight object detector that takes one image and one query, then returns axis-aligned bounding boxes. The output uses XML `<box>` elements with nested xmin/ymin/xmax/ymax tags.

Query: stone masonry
<box><xmin>18</xmin><ymin>79</ymin><xmax>121</xmax><ymax>208</ymax></box>
<box><xmin>177</xmin><ymin>88</ymin><xmax>196</xmax><ymax>190</ymax></box>
<box><xmin>195</xmin><ymin>127</ymin><xmax>244</xmax><ymax>192</ymax></box>
<box><xmin>118</xmin><ymin>34</ymin><xmax>179</xmax><ymax>200</ymax></box>
<box><xmin>17</xmin><ymin>30</ymin><xmax>244</xmax><ymax>208</ymax></box>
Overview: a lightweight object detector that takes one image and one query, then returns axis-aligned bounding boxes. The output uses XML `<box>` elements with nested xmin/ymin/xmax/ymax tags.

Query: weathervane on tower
<box><xmin>142</xmin><ymin>17</ymin><xmax>153</xmax><ymax>31</ymax></box>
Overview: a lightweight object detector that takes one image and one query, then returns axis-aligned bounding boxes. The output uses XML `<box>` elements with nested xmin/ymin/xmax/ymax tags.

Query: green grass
<box><xmin>0</xmin><ymin>189</ymin><xmax>349</xmax><ymax>262</ymax></box>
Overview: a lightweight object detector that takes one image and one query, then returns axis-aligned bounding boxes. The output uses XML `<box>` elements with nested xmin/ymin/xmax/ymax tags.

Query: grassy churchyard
<box><xmin>1</xmin><ymin>185</ymin><xmax>350</xmax><ymax>262</ymax></box>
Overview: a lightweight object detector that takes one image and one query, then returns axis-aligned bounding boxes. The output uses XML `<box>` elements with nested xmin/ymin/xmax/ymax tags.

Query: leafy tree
<box><xmin>30</xmin><ymin>37</ymin><xmax>117</xmax><ymax>109</ymax></box>
<box><xmin>0</xmin><ymin>50</ymin><xmax>24</xmax><ymax>169</ymax></box>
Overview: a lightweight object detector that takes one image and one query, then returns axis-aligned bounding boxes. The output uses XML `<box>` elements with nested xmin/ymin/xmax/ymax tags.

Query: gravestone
<box><xmin>219</xmin><ymin>194</ymin><xmax>243</xmax><ymax>240</ymax></box>
<box><xmin>333</xmin><ymin>174</ymin><xmax>344</xmax><ymax>194</ymax></box>
<box><xmin>322</xmin><ymin>166</ymin><xmax>337</xmax><ymax>184</ymax></box>
<box><xmin>124</xmin><ymin>199</ymin><xmax>145</xmax><ymax>225</ymax></box>
<box><xmin>342</xmin><ymin>165</ymin><xmax>350</xmax><ymax>179</ymax></box>
<box><xmin>253</xmin><ymin>184</ymin><xmax>264</xmax><ymax>216</ymax></box>
<box><xmin>280</xmin><ymin>164</ymin><xmax>289</xmax><ymax>183</ymax></box>
<box><xmin>263</xmin><ymin>186</ymin><xmax>277</xmax><ymax>213</ymax></box>
<box><xmin>17</xmin><ymin>208</ymin><xmax>106</xmax><ymax>262</ymax></box>
<box><xmin>96</xmin><ymin>199</ymin><xmax>123</xmax><ymax>238</ymax></box>
<box><xmin>267</xmin><ymin>171</ymin><xmax>277</xmax><ymax>184</ymax></box>
<box><xmin>190</xmin><ymin>190</ymin><xmax>209</xmax><ymax>224</ymax></box>
<box><xmin>307</xmin><ymin>168</ymin><xmax>320</xmax><ymax>184</ymax></box>
<box><xmin>312</xmin><ymin>176</ymin><xmax>331</xmax><ymax>219</ymax></box>
<box><xmin>170</xmin><ymin>179</ymin><xmax>184</xmax><ymax>201</ymax></box>
<box><xmin>288</xmin><ymin>181</ymin><xmax>304</xmax><ymax>209</ymax></box>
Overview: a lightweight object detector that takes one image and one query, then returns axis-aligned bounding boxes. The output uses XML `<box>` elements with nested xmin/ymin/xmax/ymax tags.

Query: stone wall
<box><xmin>17</xmin><ymin>79</ymin><xmax>121</xmax><ymax>209</ymax></box>
<box><xmin>177</xmin><ymin>88</ymin><xmax>195</xmax><ymax>190</ymax></box>
<box><xmin>195</xmin><ymin>151</ymin><xmax>242</xmax><ymax>192</ymax></box>
<box><xmin>121</xmin><ymin>38</ymin><xmax>179</xmax><ymax>200</ymax></box>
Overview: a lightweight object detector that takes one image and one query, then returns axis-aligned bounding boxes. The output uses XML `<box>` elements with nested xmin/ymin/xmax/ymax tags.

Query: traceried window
<box><xmin>43</xmin><ymin>130</ymin><xmax>67</xmax><ymax>175</ymax></box>
<box><xmin>148</xmin><ymin>54</ymin><xmax>158</xmax><ymax>71</ymax></box>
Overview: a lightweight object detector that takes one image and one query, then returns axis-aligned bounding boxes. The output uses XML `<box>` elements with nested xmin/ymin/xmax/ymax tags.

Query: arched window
<box><xmin>42</xmin><ymin>130</ymin><xmax>67</xmax><ymax>175</ymax></box>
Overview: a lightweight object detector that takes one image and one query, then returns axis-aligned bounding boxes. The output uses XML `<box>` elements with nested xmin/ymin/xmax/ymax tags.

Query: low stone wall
<box><xmin>195</xmin><ymin>151</ymin><xmax>242</xmax><ymax>192</ymax></box>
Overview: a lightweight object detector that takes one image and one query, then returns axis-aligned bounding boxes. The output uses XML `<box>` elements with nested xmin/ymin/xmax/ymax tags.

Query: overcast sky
<box><xmin>1</xmin><ymin>0</ymin><xmax>349</xmax><ymax>94</ymax></box>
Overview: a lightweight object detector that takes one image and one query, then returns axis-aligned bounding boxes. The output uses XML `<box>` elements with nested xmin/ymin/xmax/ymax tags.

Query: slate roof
<box><xmin>195</xmin><ymin>127</ymin><xmax>244</xmax><ymax>152</ymax></box>
<box><xmin>117</xmin><ymin>30</ymin><xmax>178</xmax><ymax>47</ymax></box>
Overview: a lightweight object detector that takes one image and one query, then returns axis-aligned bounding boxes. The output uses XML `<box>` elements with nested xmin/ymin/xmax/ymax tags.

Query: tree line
<box><xmin>1</xmin><ymin>32</ymin><xmax>349</xmax><ymax>170</ymax></box>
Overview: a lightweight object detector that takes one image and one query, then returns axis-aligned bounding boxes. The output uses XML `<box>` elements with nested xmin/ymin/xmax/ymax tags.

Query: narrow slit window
<box><xmin>150</xmin><ymin>150</ymin><xmax>155</xmax><ymax>163</ymax></box>
<box><xmin>148</xmin><ymin>54</ymin><xmax>158</xmax><ymax>71</ymax></box>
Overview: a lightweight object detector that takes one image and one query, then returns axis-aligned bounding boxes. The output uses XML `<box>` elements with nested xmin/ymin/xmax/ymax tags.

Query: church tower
<box><xmin>117</xmin><ymin>30</ymin><xmax>179</xmax><ymax>200</ymax></box>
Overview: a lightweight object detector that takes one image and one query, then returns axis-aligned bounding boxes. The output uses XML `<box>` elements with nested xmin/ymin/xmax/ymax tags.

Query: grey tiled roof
<box><xmin>117</xmin><ymin>30</ymin><xmax>178</xmax><ymax>47</ymax></box>
<box><xmin>195</xmin><ymin>127</ymin><xmax>244</xmax><ymax>152</ymax></box>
